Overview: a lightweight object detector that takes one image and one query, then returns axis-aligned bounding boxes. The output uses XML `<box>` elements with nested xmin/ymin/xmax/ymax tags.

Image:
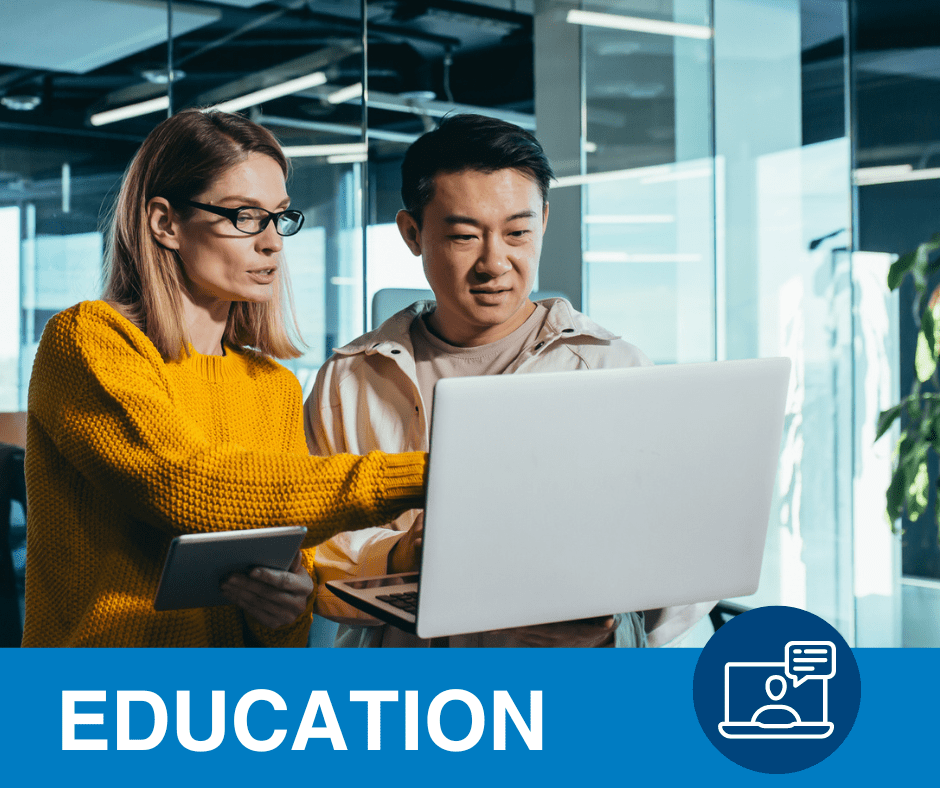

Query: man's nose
<box><xmin>475</xmin><ymin>235</ymin><xmax>512</xmax><ymax>277</ymax></box>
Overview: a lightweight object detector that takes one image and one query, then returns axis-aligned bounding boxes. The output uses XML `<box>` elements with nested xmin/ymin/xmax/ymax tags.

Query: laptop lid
<box><xmin>414</xmin><ymin>357</ymin><xmax>790</xmax><ymax>639</ymax></box>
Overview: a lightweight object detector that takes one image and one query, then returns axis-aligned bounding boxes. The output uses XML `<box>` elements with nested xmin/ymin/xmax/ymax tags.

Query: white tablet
<box><xmin>153</xmin><ymin>526</ymin><xmax>307</xmax><ymax>611</ymax></box>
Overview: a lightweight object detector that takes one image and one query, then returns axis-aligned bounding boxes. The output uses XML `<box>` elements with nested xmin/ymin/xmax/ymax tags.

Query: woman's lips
<box><xmin>247</xmin><ymin>268</ymin><xmax>276</xmax><ymax>285</ymax></box>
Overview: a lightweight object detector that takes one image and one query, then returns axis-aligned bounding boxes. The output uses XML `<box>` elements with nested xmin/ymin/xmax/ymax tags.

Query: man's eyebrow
<box><xmin>506</xmin><ymin>210</ymin><xmax>537</xmax><ymax>222</ymax></box>
<box><xmin>443</xmin><ymin>214</ymin><xmax>481</xmax><ymax>226</ymax></box>
<box><xmin>443</xmin><ymin>210</ymin><xmax>537</xmax><ymax>225</ymax></box>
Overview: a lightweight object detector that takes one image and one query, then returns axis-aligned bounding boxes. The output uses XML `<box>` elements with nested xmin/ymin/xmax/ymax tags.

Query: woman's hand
<box><xmin>220</xmin><ymin>550</ymin><xmax>314</xmax><ymax>629</ymax></box>
<box><xmin>387</xmin><ymin>513</ymin><xmax>424</xmax><ymax>574</ymax></box>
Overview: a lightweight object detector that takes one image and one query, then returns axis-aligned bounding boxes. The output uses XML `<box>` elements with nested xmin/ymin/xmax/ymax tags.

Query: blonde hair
<box><xmin>103</xmin><ymin>109</ymin><xmax>302</xmax><ymax>360</ymax></box>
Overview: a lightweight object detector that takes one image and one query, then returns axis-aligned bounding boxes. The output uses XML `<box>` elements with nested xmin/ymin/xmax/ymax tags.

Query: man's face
<box><xmin>396</xmin><ymin>168</ymin><xmax>548</xmax><ymax>347</ymax></box>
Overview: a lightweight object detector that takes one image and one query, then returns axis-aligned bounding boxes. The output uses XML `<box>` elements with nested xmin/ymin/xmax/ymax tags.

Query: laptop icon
<box><xmin>718</xmin><ymin>662</ymin><xmax>835</xmax><ymax>739</ymax></box>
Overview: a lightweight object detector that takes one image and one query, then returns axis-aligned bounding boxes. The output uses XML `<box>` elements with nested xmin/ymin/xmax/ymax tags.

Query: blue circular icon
<box><xmin>692</xmin><ymin>606</ymin><xmax>860</xmax><ymax>774</ymax></box>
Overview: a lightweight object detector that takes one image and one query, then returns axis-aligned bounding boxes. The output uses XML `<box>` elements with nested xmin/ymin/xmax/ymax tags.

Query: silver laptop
<box><xmin>327</xmin><ymin>358</ymin><xmax>791</xmax><ymax>639</ymax></box>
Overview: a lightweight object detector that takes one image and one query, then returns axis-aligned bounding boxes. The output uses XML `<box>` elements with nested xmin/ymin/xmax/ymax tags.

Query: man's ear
<box><xmin>396</xmin><ymin>209</ymin><xmax>422</xmax><ymax>257</ymax></box>
<box><xmin>147</xmin><ymin>197</ymin><xmax>181</xmax><ymax>250</ymax></box>
<box><xmin>542</xmin><ymin>201</ymin><xmax>550</xmax><ymax>234</ymax></box>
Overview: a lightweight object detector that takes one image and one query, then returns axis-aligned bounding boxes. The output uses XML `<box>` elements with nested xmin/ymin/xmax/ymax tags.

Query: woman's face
<box><xmin>170</xmin><ymin>152</ymin><xmax>290</xmax><ymax>307</ymax></box>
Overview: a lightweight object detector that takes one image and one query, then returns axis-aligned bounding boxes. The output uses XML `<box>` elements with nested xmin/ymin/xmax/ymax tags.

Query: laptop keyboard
<box><xmin>377</xmin><ymin>591</ymin><xmax>418</xmax><ymax>613</ymax></box>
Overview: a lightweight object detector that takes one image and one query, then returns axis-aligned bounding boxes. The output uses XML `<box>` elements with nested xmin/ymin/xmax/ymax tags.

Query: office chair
<box><xmin>0</xmin><ymin>443</ymin><xmax>26</xmax><ymax>647</ymax></box>
<box><xmin>709</xmin><ymin>601</ymin><xmax>749</xmax><ymax>632</ymax></box>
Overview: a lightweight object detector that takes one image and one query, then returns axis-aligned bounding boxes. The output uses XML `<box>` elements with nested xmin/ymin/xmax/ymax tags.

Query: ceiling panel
<box><xmin>0</xmin><ymin>0</ymin><xmax>221</xmax><ymax>74</ymax></box>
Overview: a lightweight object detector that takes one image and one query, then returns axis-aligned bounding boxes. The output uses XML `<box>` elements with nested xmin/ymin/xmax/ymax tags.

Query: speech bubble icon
<box><xmin>785</xmin><ymin>641</ymin><xmax>836</xmax><ymax>687</ymax></box>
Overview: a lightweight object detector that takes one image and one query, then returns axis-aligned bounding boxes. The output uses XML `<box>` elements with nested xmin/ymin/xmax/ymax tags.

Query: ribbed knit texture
<box><xmin>22</xmin><ymin>300</ymin><xmax>426</xmax><ymax>647</ymax></box>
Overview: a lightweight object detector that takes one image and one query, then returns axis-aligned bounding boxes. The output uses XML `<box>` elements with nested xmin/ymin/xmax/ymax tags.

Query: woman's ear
<box><xmin>147</xmin><ymin>197</ymin><xmax>181</xmax><ymax>250</ymax></box>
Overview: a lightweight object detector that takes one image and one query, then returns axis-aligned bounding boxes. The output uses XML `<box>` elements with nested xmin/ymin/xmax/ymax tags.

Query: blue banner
<box><xmin>0</xmin><ymin>648</ymin><xmax>928</xmax><ymax>785</ymax></box>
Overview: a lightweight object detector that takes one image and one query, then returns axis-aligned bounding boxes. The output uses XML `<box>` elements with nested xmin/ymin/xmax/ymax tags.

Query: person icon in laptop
<box><xmin>751</xmin><ymin>674</ymin><xmax>801</xmax><ymax>726</ymax></box>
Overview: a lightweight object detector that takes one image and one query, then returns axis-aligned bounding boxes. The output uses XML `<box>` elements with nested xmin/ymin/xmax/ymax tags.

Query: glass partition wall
<box><xmin>0</xmin><ymin>0</ymin><xmax>908</xmax><ymax>645</ymax></box>
<box><xmin>534</xmin><ymin>0</ymin><xmax>899</xmax><ymax>646</ymax></box>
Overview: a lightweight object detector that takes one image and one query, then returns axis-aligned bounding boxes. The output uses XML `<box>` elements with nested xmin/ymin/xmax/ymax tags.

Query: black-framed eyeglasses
<box><xmin>181</xmin><ymin>199</ymin><xmax>305</xmax><ymax>237</ymax></box>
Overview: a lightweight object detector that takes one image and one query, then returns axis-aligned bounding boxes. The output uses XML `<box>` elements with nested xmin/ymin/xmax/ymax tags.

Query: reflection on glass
<box><xmin>578</xmin><ymin>0</ymin><xmax>715</xmax><ymax>364</ymax></box>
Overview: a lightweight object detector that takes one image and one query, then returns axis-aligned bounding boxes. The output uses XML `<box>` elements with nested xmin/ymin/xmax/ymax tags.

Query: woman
<box><xmin>22</xmin><ymin>109</ymin><xmax>427</xmax><ymax>647</ymax></box>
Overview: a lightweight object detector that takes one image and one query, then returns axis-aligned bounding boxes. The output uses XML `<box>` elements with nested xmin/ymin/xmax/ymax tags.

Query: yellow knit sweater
<box><xmin>23</xmin><ymin>301</ymin><xmax>427</xmax><ymax>647</ymax></box>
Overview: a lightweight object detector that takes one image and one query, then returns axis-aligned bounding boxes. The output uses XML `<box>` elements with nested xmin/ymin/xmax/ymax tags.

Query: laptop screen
<box><xmin>724</xmin><ymin>663</ymin><xmax>827</xmax><ymax>724</ymax></box>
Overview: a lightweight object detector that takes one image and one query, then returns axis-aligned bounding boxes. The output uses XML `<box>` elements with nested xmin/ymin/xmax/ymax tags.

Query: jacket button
<box><xmin>391</xmin><ymin>349</ymin><xmax>401</xmax><ymax>354</ymax></box>
<box><xmin>534</xmin><ymin>342</ymin><xmax>544</xmax><ymax>350</ymax></box>
<box><xmin>562</xmin><ymin>328</ymin><xmax>574</xmax><ymax>333</ymax></box>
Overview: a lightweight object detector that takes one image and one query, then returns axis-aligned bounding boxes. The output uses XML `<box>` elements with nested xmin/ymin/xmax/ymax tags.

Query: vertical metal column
<box><xmin>360</xmin><ymin>0</ymin><xmax>370</xmax><ymax>330</ymax></box>
<box><xmin>167</xmin><ymin>0</ymin><xmax>174</xmax><ymax>117</ymax></box>
<box><xmin>534</xmin><ymin>0</ymin><xmax>584</xmax><ymax>310</ymax></box>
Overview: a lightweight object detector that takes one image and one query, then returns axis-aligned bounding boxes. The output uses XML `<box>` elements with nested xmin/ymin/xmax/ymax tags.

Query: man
<box><xmin>305</xmin><ymin>114</ymin><xmax>709</xmax><ymax>647</ymax></box>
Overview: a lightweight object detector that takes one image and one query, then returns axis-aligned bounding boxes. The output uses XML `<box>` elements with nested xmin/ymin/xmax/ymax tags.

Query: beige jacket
<box><xmin>304</xmin><ymin>298</ymin><xmax>712</xmax><ymax>647</ymax></box>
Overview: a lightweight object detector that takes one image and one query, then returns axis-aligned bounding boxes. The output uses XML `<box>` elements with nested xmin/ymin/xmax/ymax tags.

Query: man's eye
<box><xmin>450</xmin><ymin>234</ymin><xmax>476</xmax><ymax>241</ymax></box>
<box><xmin>509</xmin><ymin>230</ymin><xmax>530</xmax><ymax>237</ymax></box>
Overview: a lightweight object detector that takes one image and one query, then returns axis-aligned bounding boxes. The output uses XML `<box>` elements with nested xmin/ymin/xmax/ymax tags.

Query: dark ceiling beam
<box><xmin>302</xmin><ymin>9</ymin><xmax>462</xmax><ymax>49</ymax></box>
<box><xmin>176</xmin><ymin>0</ymin><xmax>307</xmax><ymax>67</ymax></box>
<box><xmin>191</xmin><ymin>43</ymin><xmax>360</xmax><ymax>107</ymax></box>
<box><xmin>395</xmin><ymin>0</ymin><xmax>531</xmax><ymax>29</ymax></box>
<box><xmin>0</xmin><ymin>69</ymin><xmax>45</xmax><ymax>92</ymax></box>
<box><xmin>0</xmin><ymin>120</ymin><xmax>144</xmax><ymax>142</ymax></box>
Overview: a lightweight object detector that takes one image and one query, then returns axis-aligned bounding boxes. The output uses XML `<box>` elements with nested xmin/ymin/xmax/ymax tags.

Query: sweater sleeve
<box><xmin>29</xmin><ymin>304</ymin><xmax>427</xmax><ymax>549</ymax></box>
<box><xmin>303</xmin><ymin>356</ymin><xmax>402</xmax><ymax>624</ymax></box>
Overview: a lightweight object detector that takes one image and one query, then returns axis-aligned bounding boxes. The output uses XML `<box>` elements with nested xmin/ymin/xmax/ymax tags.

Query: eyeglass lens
<box><xmin>235</xmin><ymin>208</ymin><xmax>304</xmax><ymax>236</ymax></box>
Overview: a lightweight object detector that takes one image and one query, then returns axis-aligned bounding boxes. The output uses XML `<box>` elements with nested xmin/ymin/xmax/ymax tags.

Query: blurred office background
<box><xmin>0</xmin><ymin>0</ymin><xmax>937</xmax><ymax>647</ymax></box>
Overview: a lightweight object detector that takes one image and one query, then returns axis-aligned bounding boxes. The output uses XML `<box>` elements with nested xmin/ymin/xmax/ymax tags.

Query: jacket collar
<box><xmin>331</xmin><ymin>296</ymin><xmax>618</xmax><ymax>358</ymax></box>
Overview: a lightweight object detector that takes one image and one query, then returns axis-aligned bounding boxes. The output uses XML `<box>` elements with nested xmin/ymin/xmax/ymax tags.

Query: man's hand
<box><xmin>220</xmin><ymin>551</ymin><xmax>314</xmax><ymax>629</ymax></box>
<box><xmin>501</xmin><ymin>615</ymin><xmax>618</xmax><ymax>647</ymax></box>
<box><xmin>387</xmin><ymin>513</ymin><xmax>424</xmax><ymax>574</ymax></box>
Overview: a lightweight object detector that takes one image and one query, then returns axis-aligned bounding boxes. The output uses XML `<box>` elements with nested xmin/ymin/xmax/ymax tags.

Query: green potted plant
<box><xmin>877</xmin><ymin>233</ymin><xmax>940</xmax><ymax>531</ymax></box>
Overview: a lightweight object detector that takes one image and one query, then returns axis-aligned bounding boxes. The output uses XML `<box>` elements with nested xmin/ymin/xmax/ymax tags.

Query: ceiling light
<box><xmin>566</xmin><ymin>10</ymin><xmax>713</xmax><ymax>40</ymax></box>
<box><xmin>209</xmin><ymin>71</ymin><xmax>327</xmax><ymax>113</ymax></box>
<box><xmin>282</xmin><ymin>143</ymin><xmax>368</xmax><ymax>159</ymax></box>
<box><xmin>326</xmin><ymin>82</ymin><xmax>363</xmax><ymax>105</ymax></box>
<box><xmin>1</xmin><ymin>95</ymin><xmax>41</xmax><ymax>111</ymax></box>
<box><xmin>552</xmin><ymin>164</ymin><xmax>672</xmax><ymax>189</ymax></box>
<box><xmin>141</xmin><ymin>68</ymin><xmax>186</xmax><ymax>85</ymax></box>
<box><xmin>852</xmin><ymin>164</ymin><xmax>940</xmax><ymax>185</ymax></box>
<box><xmin>399</xmin><ymin>90</ymin><xmax>437</xmax><ymax>102</ymax></box>
<box><xmin>326</xmin><ymin>153</ymin><xmax>369</xmax><ymax>164</ymax></box>
<box><xmin>584</xmin><ymin>252</ymin><xmax>702</xmax><ymax>263</ymax></box>
<box><xmin>89</xmin><ymin>95</ymin><xmax>169</xmax><ymax>126</ymax></box>
<box><xmin>585</xmin><ymin>214</ymin><xmax>675</xmax><ymax>224</ymax></box>
<box><xmin>584</xmin><ymin>141</ymin><xmax>598</xmax><ymax>153</ymax></box>
<box><xmin>640</xmin><ymin>167</ymin><xmax>713</xmax><ymax>184</ymax></box>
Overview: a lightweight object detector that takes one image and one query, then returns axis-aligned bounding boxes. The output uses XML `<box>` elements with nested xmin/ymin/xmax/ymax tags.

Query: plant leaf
<box><xmin>909</xmin><ymin>461</ymin><xmax>930</xmax><ymax>521</ymax></box>
<box><xmin>915</xmin><ymin>331</ymin><xmax>937</xmax><ymax>382</ymax></box>
<box><xmin>888</xmin><ymin>250</ymin><xmax>916</xmax><ymax>290</ymax></box>
<box><xmin>876</xmin><ymin>404</ymin><xmax>904</xmax><ymax>442</ymax></box>
<box><xmin>924</xmin><ymin>307</ymin><xmax>937</xmax><ymax>356</ymax></box>
<box><xmin>886</xmin><ymin>463</ymin><xmax>906</xmax><ymax>522</ymax></box>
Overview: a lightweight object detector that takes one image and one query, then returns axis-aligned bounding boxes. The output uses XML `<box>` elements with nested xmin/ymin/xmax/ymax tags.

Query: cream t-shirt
<box><xmin>409</xmin><ymin>303</ymin><xmax>549</xmax><ymax>412</ymax></box>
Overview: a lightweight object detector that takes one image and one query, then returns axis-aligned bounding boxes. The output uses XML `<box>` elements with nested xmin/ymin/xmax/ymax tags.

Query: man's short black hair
<box><xmin>401</xmin><ymin>114</ymin><xmax>554</xmax><ymax>225</ymax></box>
